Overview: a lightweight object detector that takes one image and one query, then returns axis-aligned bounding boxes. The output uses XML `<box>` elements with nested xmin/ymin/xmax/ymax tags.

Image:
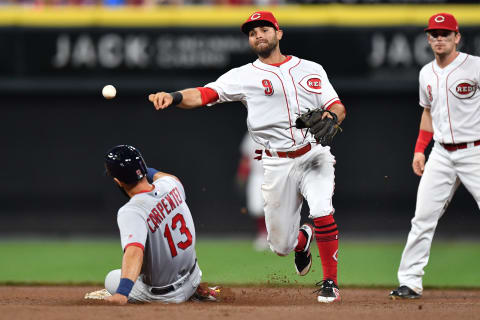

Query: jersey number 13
<box><xmin>163</xmin><ymin>213</ymin><xmax>193</xmax><ymax>258</ymax></box>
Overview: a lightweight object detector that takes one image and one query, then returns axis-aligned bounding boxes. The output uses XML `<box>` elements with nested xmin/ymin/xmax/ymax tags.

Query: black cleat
<box><xmin>294</xmin><ymin>224</ymin><xmax>314</xmax><ymax>276</ymax></box>
<box><xmin>389</xmin><ymin>285</ymin><xmax>421</xmax><ymax>300</ymax></box>
<box><xmin>315</xmin><ymin>279</ymin><xmax>341</xmax><ymax>303</ymax></box>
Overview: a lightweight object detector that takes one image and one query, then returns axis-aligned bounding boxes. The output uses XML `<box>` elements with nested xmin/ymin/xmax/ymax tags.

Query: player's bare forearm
<box><xmin>177</xmin><ymin>88</ymin><xmax>203</xmax><ymax>109</ymax></box>
<box><xmin>104</xmin><ymin>246</ymin><xmax>143</xmax><ymax>305</ymax></box>
<box><xmin>149</xmin><ymin>88</ymin><xmax>202</xmax><ymax>110</ymax></box>
<box><xmin>121</xmin><ymin>246</ymin><xmax>144</xmax><ymax>282</ymax></box>
<box><xmin>412</xmin><ymin>108</ymin><xmax>433</xmax><ymax>176</ymax></box>
<box><xmin>419</xmin><ymin>108</ymin><xmax>433</xmax><ymax>133</ymax></box>
<box><xmin>328</xmin><ymin>103</ymin><xmax>346</xmax><ymax>124</ymax></box>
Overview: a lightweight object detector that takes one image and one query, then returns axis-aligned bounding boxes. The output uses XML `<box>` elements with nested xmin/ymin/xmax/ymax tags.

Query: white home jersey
<box><xmin>205</xmin><ymin>55</ymin><xmax>340</xmax><ymax>150</ymax></box>
<box><xmin>117</xmin><ymin>176</ymin><xmax>196</xmax><ymax>288</ymax></box>
<box><xmin>419</xmin><ymin>52</ymin><xmax>480</xmax><ymax>144</ymax></box>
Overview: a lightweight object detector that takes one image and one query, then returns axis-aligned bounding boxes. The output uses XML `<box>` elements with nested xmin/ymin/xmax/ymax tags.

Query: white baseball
<box><xmin>102</xmin><ymin>85</ymin><xmax>116</xmax><ymax>99</ymax></box>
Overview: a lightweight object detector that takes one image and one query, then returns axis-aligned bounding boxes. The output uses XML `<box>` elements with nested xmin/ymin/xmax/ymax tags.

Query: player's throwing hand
<box><xmin>104</xmin><ymin>293</ymin><xmax>128</xmax><ymax>305</ymax></box>
<box><xmin>149</xmin><ymin>92</ymin><xmax>173</xmax><ymax>110</ymax></box>
<box><xmin>412</xmin><ymin>152</ymin><xmax>426</xmax><ymax>176</ymax></box>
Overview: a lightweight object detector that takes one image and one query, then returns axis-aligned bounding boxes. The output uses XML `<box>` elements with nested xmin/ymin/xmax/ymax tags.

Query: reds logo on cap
<box><xmin>241</xmin><ymin>11</ymin><xmax>280</xmax><ymax>34</ymax></box>
<box><xmin>299</xmin><ymin>74</ymin><xmax>322</xmax><ymax>94</ymax></box>
<box><xmin>250</xmin><ymin>13</ymin><xmax>262</xmax><ymax>21</ymax></box>
<box><xmin>450</xmin><ymin>79</ymin><xmax>477</xmax><ymax>99</ymax></box>
<box><xmin>425</xmin><ymin>12</ymin><xmax>459</xmax><ymax>32</ymax></box>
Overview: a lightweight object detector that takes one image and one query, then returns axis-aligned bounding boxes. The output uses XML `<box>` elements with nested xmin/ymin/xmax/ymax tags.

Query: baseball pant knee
<box><xmin>268</xmin><ymin>232</ymin><xmax>295</xmax><ymax>256</ymax></box>
<box><xmin>105</xmin><ymin>269</ymin><xmax>121</xmax><ymax>295</ymax></box>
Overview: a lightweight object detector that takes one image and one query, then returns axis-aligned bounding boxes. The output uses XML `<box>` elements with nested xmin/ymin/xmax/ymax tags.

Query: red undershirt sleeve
<box><xmin>196</xmin><ymin>87</ymin><xmax>219</xmax><ymax>105</ymax></box>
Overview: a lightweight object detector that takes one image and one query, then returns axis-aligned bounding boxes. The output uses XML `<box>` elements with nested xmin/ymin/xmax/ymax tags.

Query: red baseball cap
<box><xmin>241</xmin><ymin>11</ymin><xmax>280</xmax><ymax>35</ymax></box>
<box><xmin>425</xmin><ymin>13</ymin><xmax>459</xmax><ymax>32</ymax></box>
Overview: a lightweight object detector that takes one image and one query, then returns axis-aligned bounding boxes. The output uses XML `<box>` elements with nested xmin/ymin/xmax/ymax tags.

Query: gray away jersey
<box><xmin>116</xmin><ymin>176</ymin><xmax>197</xmax><ymax>287</ymax></box>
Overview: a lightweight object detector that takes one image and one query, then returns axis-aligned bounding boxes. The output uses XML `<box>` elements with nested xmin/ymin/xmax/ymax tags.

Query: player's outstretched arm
<box><xmin>149</xmin><ymin>88</ymin><xmax>203</xmax><ymax>110</ymax></box>
<box><xmin>412</xmin><ymin>108</ymin><xmax>433</xmax><ymax>176</ymax></box>
<box><xmin>104</xmin><ymin>246</ymin><xmax>144</xmax><ymax>305</ymax></box>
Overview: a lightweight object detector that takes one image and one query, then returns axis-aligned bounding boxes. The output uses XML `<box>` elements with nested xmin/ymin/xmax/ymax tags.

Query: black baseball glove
<box><xmin>295</xmin><ymin>109</ymin><xmax>342</xmax><ymax>146</ymax></box>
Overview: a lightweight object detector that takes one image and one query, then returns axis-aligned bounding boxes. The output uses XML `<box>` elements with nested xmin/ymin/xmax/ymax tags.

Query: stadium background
<box><xmin>2</xmin><ymin>4</ymin><xmax>480</xmax><ymax>240</ymax></box>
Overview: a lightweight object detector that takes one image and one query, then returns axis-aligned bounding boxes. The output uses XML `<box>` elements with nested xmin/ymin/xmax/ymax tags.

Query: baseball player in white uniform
<box><xmin>237</xmin><ymin>132</ymin><xmax>268</xmax><ymax>251</ymax></box>
<box><xmin>94</xmin><ymin>145</ymin><xmax>218</xmax><ymax>305</ymax></box>
<box><xmin>390</xmin><ymin>13</ymin><xmax>480</xmax><ymax>299</ymax></box>
<box><xmin>149</xmin><ymin>11</ymin><xmax>346</xmax><ymax>303</ymax></box>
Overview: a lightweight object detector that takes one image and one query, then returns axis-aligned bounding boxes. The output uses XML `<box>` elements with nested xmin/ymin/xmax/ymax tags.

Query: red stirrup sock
<box><xmin>294</xmin><ymin>228</ymin><xmax>308</xmax><ymax>252</ymax></box>
<box><xmin>313</xmin><ymin>215</ymin><xmax>339</xmax><ymax>285</ymax></box>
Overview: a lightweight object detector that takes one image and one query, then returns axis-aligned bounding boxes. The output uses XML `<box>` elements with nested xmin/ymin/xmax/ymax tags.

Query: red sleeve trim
<box><xmin>196</xmin><ymin>87</ymin><xmax>219</xmax><ymax>105</ymax></box>
<box><xmin>124</xmin><ymin>242</ymin><xmax>144</xmax><ymax>252</ymax></box>
<box><xmin>326</xmin><ymin>100</ymin><xmax>346</xmax><ymax>116</ymax></box>
<box><xmin>325</xmin><ymin>99</ymin><xmax>341</xmax><ymax>110</ymax></box>
<box><xmin>414</xmin><ymin>129</ymin><xmax>433</xmax><ymax>153</ymax></box>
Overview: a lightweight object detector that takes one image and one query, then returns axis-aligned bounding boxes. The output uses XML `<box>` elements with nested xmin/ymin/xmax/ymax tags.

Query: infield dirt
<box><xmin>0</xmin><ymin>286</ymin><xmax>479</xmax><ymax>320</ymax></box>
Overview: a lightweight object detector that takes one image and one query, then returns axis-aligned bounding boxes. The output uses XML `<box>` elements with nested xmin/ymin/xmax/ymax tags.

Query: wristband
<box><xmin>414</xmin><ymin>129</ymin><xmax>433</xmax><ymax>153</ymax></box>
<box><xmin>116</xmin><ymin>278</ymin><xmax>134</xmax><ymax>297</ymax></box>
<box><xmin>146</xmin><ymin>167</ymin><xmax>159</xmax><ymax>183</ymax></box>
<box><xmin>169</xmin><ymin>91</ymin><xmax>183</xmax><ymax>106</ymax></box>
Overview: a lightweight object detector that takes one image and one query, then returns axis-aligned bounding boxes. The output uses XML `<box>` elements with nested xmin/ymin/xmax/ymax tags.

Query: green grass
<box><xmin>1</xmin><ymin>239</ymin><xmax>479</xmax><ymax>287</ymax></box>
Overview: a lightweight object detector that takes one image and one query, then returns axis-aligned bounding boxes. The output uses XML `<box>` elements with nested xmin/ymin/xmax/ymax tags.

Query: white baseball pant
<box><xmin>261</xmin><ymin>144</ymin><xmax>336</xmax><ymax>256</ymax></box>
<box><xmin>398</xmin><ymin>142</ymin><xmax>480</xmax><ymax>293</ymax></box>
<box><xmin>105</xmin><ymin>264</ymin><xmax>202</xmax><ymax>303</ymax></box>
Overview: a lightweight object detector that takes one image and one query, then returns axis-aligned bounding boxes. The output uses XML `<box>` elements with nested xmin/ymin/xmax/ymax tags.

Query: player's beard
<box><xmin>252</xmin><ymin>38</ymin><xmax>279</xmax><ymax>59</ymax></box>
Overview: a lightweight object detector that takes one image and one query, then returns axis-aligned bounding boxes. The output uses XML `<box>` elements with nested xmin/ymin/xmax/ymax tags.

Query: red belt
<box><xmin>265</xmin><ymin>144</ymin><xmax>312</xmax><ymax>159</ymax></box>
<box><xmin>441</xmin><ymin>140</ymin><xmax>480</xmax><ymax>152</ymax></box>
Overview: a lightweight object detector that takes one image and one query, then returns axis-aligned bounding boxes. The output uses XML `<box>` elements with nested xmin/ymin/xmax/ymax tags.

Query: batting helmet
<box><xmin>104</xmin><ymin>145</ymin><xmax>147</xmax><ymax>184</ymax></box>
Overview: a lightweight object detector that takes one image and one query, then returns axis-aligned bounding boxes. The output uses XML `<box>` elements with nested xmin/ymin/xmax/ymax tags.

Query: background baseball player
<box><xmin>99</xmin><ymin>144</ymin><xmax>218</xmax><ymax>304</ymax></box>
<box><xmin>390</xmin><ymin>13</ymin><xmax>480</xmax><ymax>299</ymax></box>
<box><xmin>236</xmin><ymin>131</ymin><xmax>268</xmax><ymax>251</ymax></box>
<box><xmin>148</xmin><ymin>11</ymin><xmax>346</xmax><ymax>303</ymax></box>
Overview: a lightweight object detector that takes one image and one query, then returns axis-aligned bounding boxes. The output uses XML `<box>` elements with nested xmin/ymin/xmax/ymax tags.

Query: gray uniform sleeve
<box><xmin>117</xmin><ymin>207</ymin><xmax>148</xmax><ymax>251</ymax></box>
